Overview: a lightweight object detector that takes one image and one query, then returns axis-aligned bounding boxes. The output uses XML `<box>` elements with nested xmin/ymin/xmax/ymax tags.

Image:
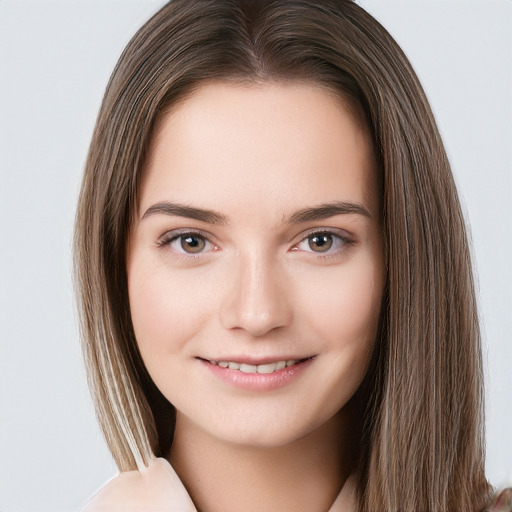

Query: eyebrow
<box><xmin>142</xmin><ymin>202</ymin><xmax>229</xmax><ymax>224</ymax></box>
<box><xmin>141</xmin><ymin>200</ymin><xmax>372</xmax><ymax>225</ymax></box>
<box><xmin>288</xmin><ymin>201</ymin><xmax>372</xmax><ymax>223</ymax></box>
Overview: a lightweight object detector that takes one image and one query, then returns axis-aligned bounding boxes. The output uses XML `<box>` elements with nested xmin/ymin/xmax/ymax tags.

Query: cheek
<box><xmin>301</xmin><ymin>254</ymin><xmax>383</xmax><ymax>351</ymax></box>
<box><xmin>301</xmin><ymin>255</ymin><xmax>383</xmax><ymax>414</ymax></box>
<box><xmin>128</xmin><ymin>262</ymin><xmax>209</xmax><ymax>363</ymax></box>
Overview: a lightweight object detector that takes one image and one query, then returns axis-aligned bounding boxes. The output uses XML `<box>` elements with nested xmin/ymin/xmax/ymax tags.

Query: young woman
<box><xmin>74</xmin><ymin>1</ymin><xmax>510</xmax><ymax>510</ymax></box>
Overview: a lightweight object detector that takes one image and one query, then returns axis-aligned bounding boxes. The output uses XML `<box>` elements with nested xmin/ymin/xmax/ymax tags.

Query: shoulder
<box><xmin>80</xmin><ymin>457</ymin><xmax>197</xmax><ymax>512</ymax></box>
<box><xmin>486</xmin><ymin>488</ymin><xmax>512</xmax><ymax>512</ymax></box>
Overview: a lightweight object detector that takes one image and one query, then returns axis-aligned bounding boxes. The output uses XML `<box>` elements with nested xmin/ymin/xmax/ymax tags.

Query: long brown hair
<box><xmin>74</xmin><ymin>1</ymin><xmax>491</xmax><ymax>510</ymax></box>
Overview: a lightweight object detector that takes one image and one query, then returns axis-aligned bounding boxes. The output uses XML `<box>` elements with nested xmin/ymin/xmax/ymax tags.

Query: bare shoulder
<box><xmin>80</xmin><ymin>458</ymin><xmax>197</xmax><ymax>512</ymax></box>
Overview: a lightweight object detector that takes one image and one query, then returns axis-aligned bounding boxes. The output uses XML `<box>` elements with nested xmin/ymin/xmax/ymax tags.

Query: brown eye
<box><xmin>308</xmin><ymin>233</ymin><xmax>333</xmax><ymax>252</ymax></box>
<box><xmin>180</xmin><ymin>235</ymin><xmax>206</xmax><ymax>253</ymax></box>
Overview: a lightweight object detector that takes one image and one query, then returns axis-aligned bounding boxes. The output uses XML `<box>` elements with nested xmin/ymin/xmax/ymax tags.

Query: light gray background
<box><xmin>0</xmin><ymin>1</ymin><xmax>510</xmax><ymax>510</ymax></box>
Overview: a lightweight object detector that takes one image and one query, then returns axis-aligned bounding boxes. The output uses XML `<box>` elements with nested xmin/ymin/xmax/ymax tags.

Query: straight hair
<box><xmin>74</xmin><ymin>1</ymin><xmax>491</xmax><ymax>510</ymax></box>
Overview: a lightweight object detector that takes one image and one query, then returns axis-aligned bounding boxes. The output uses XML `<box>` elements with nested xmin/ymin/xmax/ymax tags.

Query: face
<box><xmin>127</xmin><ymin>82</ymin><xmax>384</xmax><ymax>448</ymax></box>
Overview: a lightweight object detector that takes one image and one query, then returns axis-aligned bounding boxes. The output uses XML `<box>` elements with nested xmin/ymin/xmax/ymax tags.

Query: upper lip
<box><xmin>197</xmin><ymin>355</ymin><xmax>315</xmax><ymax>365</ymax></box>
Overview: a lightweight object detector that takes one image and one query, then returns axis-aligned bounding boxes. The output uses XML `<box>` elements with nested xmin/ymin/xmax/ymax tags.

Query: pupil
<box><xmin>309</xmin><ymin>234</ymin><xmax>332</xmax><ymax>252</ymax></box>
<box><xmin>181</xmin><ymin>236</ymin><xmax>205</xmax><ymax>253</ymax></box>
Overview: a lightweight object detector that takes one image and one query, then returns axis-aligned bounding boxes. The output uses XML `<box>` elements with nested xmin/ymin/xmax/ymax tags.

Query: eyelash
<box><xmin>293</xmin><ymin>229</ymin><xmax>353</xmax><ymax>259</ymax></box>
<box><xmin>157</xmin><ymin>229</ymin><xmax>217</xmax><ymax>259</ymax></box>
<box><xmin>157</xmin><ymin>228</ymin><xmax>354</xmax><ymax>260</ymax></box>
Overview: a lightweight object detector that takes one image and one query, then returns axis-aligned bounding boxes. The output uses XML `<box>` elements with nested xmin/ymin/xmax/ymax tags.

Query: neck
<box><xmin>169</xmin><ymin>407</ymin><xmax>358</xmax><ymax>512</ymax></box>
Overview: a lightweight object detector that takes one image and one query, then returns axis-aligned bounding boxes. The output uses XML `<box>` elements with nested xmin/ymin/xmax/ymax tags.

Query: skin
<box><xmin>127</xmin><ymin>82</ymin><xmax>385</xmax><ymax>512</ymax></box>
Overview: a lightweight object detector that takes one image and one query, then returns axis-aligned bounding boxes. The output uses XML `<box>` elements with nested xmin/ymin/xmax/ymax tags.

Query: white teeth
<box><xmin>239</xmin><ymin>364</ymin><xmax>257</xmax><ymax>373</ymax></box>
<box><xmin>210</xmin><ymin>359</ymin><xmax>300</xmax><ymax>374</ymax></box>
<box><xmin>257</xmin><ymin>362</ymin><xmax>277</xmax><ymax>374</ymax></box>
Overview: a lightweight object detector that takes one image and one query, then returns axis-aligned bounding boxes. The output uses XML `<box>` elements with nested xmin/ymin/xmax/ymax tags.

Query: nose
<box><xmin>219</xmin><ymin>252</ymin><xmax>293</xmax><ymax>337</ymax></box>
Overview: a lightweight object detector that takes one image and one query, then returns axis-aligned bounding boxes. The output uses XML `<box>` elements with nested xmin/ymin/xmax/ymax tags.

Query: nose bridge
<box><xmin>220</xmin><ymin>247</ymin><xmax>291</xmax><ymax>337</ymax></box>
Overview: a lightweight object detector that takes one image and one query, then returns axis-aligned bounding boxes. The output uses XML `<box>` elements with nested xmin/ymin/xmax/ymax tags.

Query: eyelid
<box><xmin>291</xmin><ymin>227</ymin><xmax>354</xmax><ymax>257</ymax></box>
<box><xmin>156</xmin><ymin>226</ymin><xmax>354</xmax><ymax>258</ymax></box>
<box><xmin>157</xmin><ymin>228</ymin><xmax>218</xmax><ymax>256</ymax></box>
<box><xmin>293</xmin><ymin>226</ymin><xmax>354</xmax><ymax>244</ymax></box>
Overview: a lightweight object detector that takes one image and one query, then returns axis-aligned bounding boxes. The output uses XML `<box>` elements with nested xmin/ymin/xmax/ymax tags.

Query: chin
<box><xmin>186</xmin><ymin>404</ymin><xmax>340</xmax><ymax>450</ymax></box>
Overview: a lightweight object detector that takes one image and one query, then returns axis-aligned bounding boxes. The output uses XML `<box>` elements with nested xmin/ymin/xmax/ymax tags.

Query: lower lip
<box><xmin>200</xmin><ymin>358</ymin><xmax>314</xmax><ymax>391</ymax></box>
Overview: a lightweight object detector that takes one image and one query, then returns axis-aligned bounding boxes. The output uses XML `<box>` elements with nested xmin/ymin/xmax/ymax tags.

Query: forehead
<box><xmin>139</xmin><ymin>81</ymin><xmax>378</xmax><ymax>223</ymax></box>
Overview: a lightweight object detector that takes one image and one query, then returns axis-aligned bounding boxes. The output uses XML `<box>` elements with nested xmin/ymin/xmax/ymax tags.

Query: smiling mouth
<box><xmin>200</xmin><ymin>357</ymin><xmax>312</xmax><ymax>374</ymax></box>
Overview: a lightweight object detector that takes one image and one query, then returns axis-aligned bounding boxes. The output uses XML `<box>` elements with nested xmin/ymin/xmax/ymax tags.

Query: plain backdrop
<box><xmin>0</xmin><ymin>1</ymin><xmax>510</xmax><ymax>510</ymax></box>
